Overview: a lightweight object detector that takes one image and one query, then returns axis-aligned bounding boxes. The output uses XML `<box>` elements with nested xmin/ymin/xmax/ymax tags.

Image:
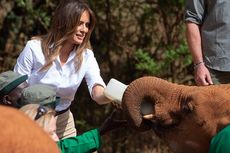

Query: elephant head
<box><xmin>122</xmin><ymin>76</ymin><xmax>230</xmax><ymax>153</ymax></box>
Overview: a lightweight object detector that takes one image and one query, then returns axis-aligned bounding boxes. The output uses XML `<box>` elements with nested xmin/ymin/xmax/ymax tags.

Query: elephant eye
<box><xmin>181</xmin><ymin>96</ymin><xmax>194</xmax><ymax>113</ymax></box>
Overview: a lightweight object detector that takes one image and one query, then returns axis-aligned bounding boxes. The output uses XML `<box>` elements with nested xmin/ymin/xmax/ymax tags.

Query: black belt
<box><xmin>55</xmin><ymin>107</ymin><xmax>70</xmax><ymax>116</ymax></box>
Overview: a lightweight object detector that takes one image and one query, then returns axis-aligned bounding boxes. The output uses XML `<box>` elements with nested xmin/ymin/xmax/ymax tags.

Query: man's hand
<box><xmin>194</xmin><ymin>64</ymin><xmax>213</xmax><ymax>86</ymax></box>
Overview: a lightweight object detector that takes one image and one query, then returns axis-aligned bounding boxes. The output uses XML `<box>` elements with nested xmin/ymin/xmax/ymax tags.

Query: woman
<box><xmin>14</xmin><ymin>0</ymin><xmax>111</xmax><ymax>139</ymax></box>
<box><xmin>20</xmin><ymin>104</ymin><xmax>126</xmax><ymax>153</ymax></box>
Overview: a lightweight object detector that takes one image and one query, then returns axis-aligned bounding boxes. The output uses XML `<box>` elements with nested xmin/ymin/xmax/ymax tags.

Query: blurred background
<box><xmin>0</xmin><ymin>0</ymin><xmax>194</xmax><ymax>152</ymax></box>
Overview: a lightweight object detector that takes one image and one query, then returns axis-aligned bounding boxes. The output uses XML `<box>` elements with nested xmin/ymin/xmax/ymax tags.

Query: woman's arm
<box><xmin>84</xmin><ymin>50</ymin><xmax>110</xmax><ymax>104</ymax></box>
<box><xmin>92</xmin><ymin>84</ymin><xmax>111</xmax><ymax>104</ymax></box>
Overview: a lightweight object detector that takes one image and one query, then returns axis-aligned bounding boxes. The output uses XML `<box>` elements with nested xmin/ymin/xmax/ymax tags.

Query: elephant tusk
<box><xmin>143</xmin><ymin>114</ymin><xmax>154</xmax><ymax>120</ymax></box>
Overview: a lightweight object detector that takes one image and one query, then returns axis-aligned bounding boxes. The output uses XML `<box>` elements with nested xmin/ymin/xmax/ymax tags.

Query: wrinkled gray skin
<box><xmin>122</xmin><ymin>76</ymin><xmax>230</xmax><ymax>153</ymax></box>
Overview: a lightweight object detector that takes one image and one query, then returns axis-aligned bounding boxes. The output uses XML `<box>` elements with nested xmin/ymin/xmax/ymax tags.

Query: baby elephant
<box><xmin>0</xmin><ymin>105</ymin><xmax>60</xmax><ymax>153</ymax></box>
<box><xmin>122</xmin><ymin>76</ymin><xmax>230</xmax><ymax>153</ymax></box>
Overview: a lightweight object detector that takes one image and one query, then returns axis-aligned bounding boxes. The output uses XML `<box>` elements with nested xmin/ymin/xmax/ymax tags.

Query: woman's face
<box><xmin>45</xmin><ymin>116</ymin><xmax>59</xmax><ymax>142</ymax></box>
<box><xmin>69</xmin><ymin>10</ymin><xmax>90</xmax><ymax>45</ymax></box>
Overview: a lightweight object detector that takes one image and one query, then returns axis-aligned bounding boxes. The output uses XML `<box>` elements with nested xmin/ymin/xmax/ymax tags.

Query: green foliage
<box><xmin>134</xmin><ymin>49</ymin><xmax>161</xmax><ymax>76</ymax></box>
<box><xmin>163</xmin><ymin>41</ymin><xmax>192</xmax><ymax>69</ymax></box>
<box><xmin>16</xmin><ymin>0</ymin><xmax>33</xmax><ymax>10</ymax></box>
<box><xmin>15</xmin><ymin>0</ymin><xmax>27</xmax><ymax>8</ymax></box>
<box><xmin>158</xmin><ymin>0</ymin><xmax>185</xmax><ymax>8</ymax></box>
<box><xmin>134</xmin><ymin>41</ymin><xmax>192</xmax><ymax>80</ymax></box>
<box><xmin>14</xmin><ymin>0</ymin><xmax>52</xmax><ymax>32</ymax></box>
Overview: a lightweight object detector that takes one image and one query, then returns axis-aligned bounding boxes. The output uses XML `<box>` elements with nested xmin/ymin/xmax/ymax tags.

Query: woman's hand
<box><xmin>92</xmin><ymin>84</ymin><xmax>111</xmax><ymax>104</ymax></box>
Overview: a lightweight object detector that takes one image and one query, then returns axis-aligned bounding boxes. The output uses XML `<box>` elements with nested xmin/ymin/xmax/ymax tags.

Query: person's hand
<box><xmin>194</xmin><ymin>64</ymin><xmax>213</xmax><ymax>86</ymax></box>
<box><xmin>99</xmin><ymin>110</ymin><xmax>127</xmax><ymax>135</ymax></box>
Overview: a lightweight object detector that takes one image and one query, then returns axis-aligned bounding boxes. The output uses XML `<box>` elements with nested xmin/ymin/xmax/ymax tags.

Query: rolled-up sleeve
<box><xmin>184</xmin><ymin>0</ymin><xmax>206</xmax><ymax>24</ymax></box>
<box><xmin>84</xmin><ymin>50</ymin><xmax>106</xmax><ymax>97</ymax></box>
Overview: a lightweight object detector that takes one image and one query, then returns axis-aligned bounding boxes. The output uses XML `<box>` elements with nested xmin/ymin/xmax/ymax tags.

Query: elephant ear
<box><xmin>122</xmin><ymin>77</ymin><xmax>158</xmax><ymax>132</ymax></box>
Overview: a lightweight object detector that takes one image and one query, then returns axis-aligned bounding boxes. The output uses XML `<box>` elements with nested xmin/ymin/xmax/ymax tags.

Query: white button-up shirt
<box><xmin>14</xmin><ymin>39</ymin><xmax>106</xmax><ymax>111</ymax></box>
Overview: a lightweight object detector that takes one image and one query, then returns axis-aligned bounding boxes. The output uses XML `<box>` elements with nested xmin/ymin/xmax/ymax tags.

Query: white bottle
<box><xmin>104</xmin><ymin>78</ymin><xmax>128</xmax><ymax>104</ymax></box>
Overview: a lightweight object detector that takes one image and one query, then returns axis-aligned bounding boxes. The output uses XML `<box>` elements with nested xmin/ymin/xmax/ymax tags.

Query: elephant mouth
<box><xmin>140</xmin><ymin>99</ymin><xmax>182</xmax><ymax>135</ymax></box>
<box><xmin>142</xmin><ymin>104</ymin><xmax>181</xmax><ymax>136</ymax></box>
<box><xmin>149</xmin><ymin>115</ymin><xmax>181</xmax><ymax>137</ymax></box>
<box><xmin>122</xmin><ymin>94</ymin><xmax>156</xmax><ymax>131</ymax></box>
<box><xmin>141</xmin><ymin>100</ymin><xmax>154</xmax><ymax>116</ymax></box>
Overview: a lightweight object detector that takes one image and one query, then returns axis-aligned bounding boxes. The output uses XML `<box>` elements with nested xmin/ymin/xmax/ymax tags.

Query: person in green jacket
<box><xmin>209</xmin><ymin>125</ymin><xmax>230</xmax><ymax>153</ymax></box>
<box><xmin>20</xmin><ymin>104</ymin><xmax>125</xmax><ymax>153</ymax></box>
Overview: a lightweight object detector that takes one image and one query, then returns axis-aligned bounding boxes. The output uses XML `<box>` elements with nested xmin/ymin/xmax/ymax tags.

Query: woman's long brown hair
<box><xmin>33</xmin><ymin>0</ymin><xmax>96</xmax><ymax>72</ymax></box>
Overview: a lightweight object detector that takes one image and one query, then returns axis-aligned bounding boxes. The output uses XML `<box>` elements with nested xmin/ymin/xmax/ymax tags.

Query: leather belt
<box><xmin>55</xmin><ymin>107</ymin><xmax>70</xmax><ymax>116</ymax></box>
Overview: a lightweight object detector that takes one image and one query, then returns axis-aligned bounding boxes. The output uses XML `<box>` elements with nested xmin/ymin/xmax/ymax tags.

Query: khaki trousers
<box><xmin>56</xmin><ymin>110</ymin><xmax>77</xmax><ymax>139</ymax></box>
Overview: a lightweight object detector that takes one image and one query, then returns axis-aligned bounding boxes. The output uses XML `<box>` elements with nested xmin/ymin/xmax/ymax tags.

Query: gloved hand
<box><xmin>99</xmin><ymin>109</ymin><xmax>127</xmax><ymax>135</ymax></box>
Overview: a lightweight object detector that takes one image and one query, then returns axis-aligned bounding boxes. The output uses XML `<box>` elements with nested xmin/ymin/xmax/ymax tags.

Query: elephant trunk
<box><xmin>122</xmin><ymin>76</ymin><xmax>186</xmax><ymax>131</ymax></box>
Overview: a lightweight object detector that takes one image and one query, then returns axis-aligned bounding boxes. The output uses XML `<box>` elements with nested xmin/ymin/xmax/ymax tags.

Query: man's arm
<box><xmin>186</xmin><ymin>22</ymin><xmax>203</xmax><ymax>64</ymax></box>
<box><xmin>185</xmin><ymin>22</ymin><xmax>213</xmax><ymax>86</ymax></box>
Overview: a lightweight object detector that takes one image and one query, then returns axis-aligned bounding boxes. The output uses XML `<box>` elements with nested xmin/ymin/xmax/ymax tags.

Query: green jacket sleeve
<box><xmin>209</xmin><ymin>125</ymin><xmax>230</xmax><ymax>153</ymax></box>
<box><xmin>56</xmin><ymin>128</ymin><xmax>102</xmax><ymax>153</ymax></box>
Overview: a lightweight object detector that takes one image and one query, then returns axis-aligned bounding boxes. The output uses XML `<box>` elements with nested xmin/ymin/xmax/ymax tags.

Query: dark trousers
<box><xmin>209</xmin><ymin>68</ymin><xmax>230</xmax><ymax>84</ymax></box>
